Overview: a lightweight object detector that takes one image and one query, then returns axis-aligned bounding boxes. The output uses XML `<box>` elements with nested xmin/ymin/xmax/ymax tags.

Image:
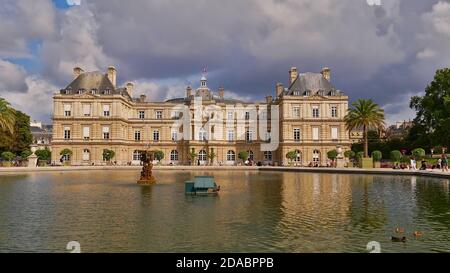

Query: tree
<box><xmin>344</xmin><ymin>150</ymin><xmax>355</xmax><ymax>159</ymax></box>
<box><xmin>207</xmin><ymin>151</ymin><xmax>216</xmax><ymax>165</ymax></box>
<box><xmin>390</xmin><ymin>150</ymin><xmax>403</xmax><ymax>163</ymax></box>
<box><xmin>188</xmin><ymin>150</ymin><xmax>198</xmax><ymax>165</ymax></box>
<box><xmin>0</xmin><ymin>97</ymin><xmax>16</xmax><ymax>135</ymax></box>
<box><xmin>1</xmin><ymin>151</ymin><xmax>15</xmax><ymax>162</ymax></box>
<box><xmin>60</xmin><ymin>149</ymin><xmax>73</xmax><ymax>161</ymax></box>
<box><xmin>102</xmin><ymin>149</ymin><xmax>115</xmax><ymax>163</ymax></box>
<box><xmin>327</xmin><ymin>150</ymin><xmax>338</xmax><ymax>160</ymax></box>
<box><xmin>238</xmin><ymin>151</ymin><xmax>249</xmax><ymax>162</ymax></box>
<box><xmin>410</xmin><ymin>68</ymin><xmax>450</xmax><ymax>149</ymax></box>
<box><xmin>21</xmin><ymin>150</ymin><xmax>32</xmax><ymax>159</ymax></box>
<box><xmin>35</xmin><ymin>148</ymin><xmax>51</xmax><ymax>161</ymax></box>
<box><xmin>154</xmin><ymin>150</ymin><xmax>164</xmax><ymax>162</ymax></box>
<box><xmin>286</xmin><ymin>151</ymin><xmax>297</xmax><ymax>164</ymax></box>
<box><xmin>371</xmin><ymin>151</ymin><xmax>382</xmax><ymax>162</ymax></box>
<box><xmin>344</xmin><ymin>99</ymin><xmax>385</xmax><ymax>158</ymax></box>
<box><xmin>412</xmin><ymin>148</ymin><xmax>425</xmax><ymax>160</ymax></box>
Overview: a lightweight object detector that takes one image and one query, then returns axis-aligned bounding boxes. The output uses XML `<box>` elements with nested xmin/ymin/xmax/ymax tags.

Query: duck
<box><xmin>395</xmin><ymin>227</ymin><xmax>405</xmax><ymax>233</ymax></box>
<box><xmin>413</xmin><ymin>231</ymin><xmax>423</xmax><ymax>237</ymax></box>
<box><xmin>391</xmin><ymin>236</ymin><xmax>407</xmax><ymax>243</ymax></box>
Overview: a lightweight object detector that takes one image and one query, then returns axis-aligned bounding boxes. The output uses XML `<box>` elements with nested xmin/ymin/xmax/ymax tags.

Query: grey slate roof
<box><xmin>286</xmin><ymin>72</ymin><xmax>340</xmax><ymax>96</ymax></box>
<box><xmin>165</xmin><ymin>96</ymin><xmax>244</xmax><ymax>104</ymax></box>
<box><xmin>60</xmin><ymin>72</ymin><xmax>132</xmax><ymax>99</ymax></box>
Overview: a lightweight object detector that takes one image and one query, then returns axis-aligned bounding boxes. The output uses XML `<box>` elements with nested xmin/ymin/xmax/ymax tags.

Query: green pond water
<box><xmin>0</xmin><ymin>170</ymin><xmax>449</xmax><ymax>253</ymax></box>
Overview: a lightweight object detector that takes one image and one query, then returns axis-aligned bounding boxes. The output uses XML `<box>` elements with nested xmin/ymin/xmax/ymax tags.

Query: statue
<box><xmin>137</xmin><ymin>150</ymin><xmax>156</xmax><ymax>185</ymax></box>
<box><xmin>335</xmin><ymin>145</ymin><xmax>346</xmax><ymax>168</ymax></box>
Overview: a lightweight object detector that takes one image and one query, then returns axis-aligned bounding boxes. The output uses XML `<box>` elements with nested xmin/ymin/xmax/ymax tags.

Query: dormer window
<box><xmin>78</xmin><ymin>89</ymin><xmax>84</xmax><ymax>94</ymax></box>
<box><xmin>305</xmin><ymin>90</ymin><xmax>311</xmax><ymax>96</ymax></box>
<box><xmin>104</xmin><ymin>89</ymin><xmax>111</xmax><ymax>95</ymax></box>
<box><xmin>91</xmin><ymin>89</ymin><xmax>97</xmax><ymax>94</ymax></box>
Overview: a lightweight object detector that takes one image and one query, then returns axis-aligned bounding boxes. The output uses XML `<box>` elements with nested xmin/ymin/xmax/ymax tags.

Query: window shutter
<box><xmin>313</xmin><ymin>127</ymin><xmax>319</xmax><ymax>140</ymax></box>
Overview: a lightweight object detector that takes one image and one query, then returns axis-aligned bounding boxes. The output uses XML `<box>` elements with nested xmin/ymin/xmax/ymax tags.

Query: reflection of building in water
<box><xmin>274</xmin><ymin>172</ymin><xmax>353</xmax><ymax>251</ymax></box>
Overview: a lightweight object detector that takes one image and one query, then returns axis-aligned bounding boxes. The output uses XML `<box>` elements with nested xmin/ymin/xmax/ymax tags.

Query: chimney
<box><xmin>126</xmin><ymin>82</ymin><xmax>134</xmax><ymax>98</ymax></box>
<box><xmin>218</xmin><ymin>87</ymin><xmax>225</xmax><ymax>99</ymax></box>
<box><xmin>107</xmin><ymin>66</ymin><xmax>117</xmax><ymax>87</ymax></box>
<box><xmin>289</xmin><ymin>67</ymin><xmax>298</xmax><ymax>85</ymax></box>
<box><xmin>321</xmin><ymin>67</ymin><xmax>331</xmax><ymax>82</ymax></box>
<box><xmin>276</xmin><ymin>83</ymin><xmax>284</xmax><ymax>97</ymax></box>
<box><xmin>73</xmin><ymin>67</ymin><xmax>84</xmax><ymax>79</ymax></box>
<box><xmin>140</xmin><ymin>94</ymin><xmax>146</xmax><ymax>102</ymax></box>
<box><xmin>265</xmin><ymin>95</ymin><xmax>273</xmax><ymax>104</ymax></box>
<box><xmin>186</xmin><ymin>86</ymin><xmax>192</xmax><ymax>98</ymax></box>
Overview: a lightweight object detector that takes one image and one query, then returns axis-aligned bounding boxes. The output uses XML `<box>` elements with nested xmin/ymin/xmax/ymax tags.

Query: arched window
<box><xmin>199</xmin><ymin>150</ymin><xmax>207</xmax><ymax>162</ymax></box>
<box><xmin>264</xmin><ymin>151</ymin><xmax>273</xmax><ymax>161</ymax></box>
<box><xmin>170</xmin><ymin>150</ymin><xmax>179</xmax><ymax>161</ymax></box>
<box><xmin>247</xmin><ymin>150</ymin><xmax>254</xmax><ymax>161</ymax></box>
<box><xmin>82</xmin><ymin>149</ymin><xmax>90</xmax><ymax>161</ymax></box>
<box><xmin>227</xmin><ymin>150</ymin><xmax>235</xmax><ymax>161</ymax></box>
<box><xmin>313</xmin><ymin>150</ymin><xmax>320</xmax><ymax>165</ymax></box>
<box><xmin>133</xmin><ymin>150</ymin><xmax>141</xmax><ymax>161</ymax></box>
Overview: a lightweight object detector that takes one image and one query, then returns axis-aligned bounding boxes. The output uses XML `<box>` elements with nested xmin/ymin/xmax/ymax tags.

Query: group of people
<box><xmin>408</xmin><ymin>155</ymin><xmax>448</xmax><ymax>172</ymax></box>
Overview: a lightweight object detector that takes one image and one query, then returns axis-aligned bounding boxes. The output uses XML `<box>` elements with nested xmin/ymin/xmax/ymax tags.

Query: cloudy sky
<box><xmin>0</xmin><ymin>0</ymin><xmax>449</xmax><ymax>124</ymax></box>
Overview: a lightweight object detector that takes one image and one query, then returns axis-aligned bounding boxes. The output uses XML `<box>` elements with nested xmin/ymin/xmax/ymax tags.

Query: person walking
<box><xmin>437</xmin><ymin>158</ymin><xmax>442</xmax><ymax>170</ymax></box>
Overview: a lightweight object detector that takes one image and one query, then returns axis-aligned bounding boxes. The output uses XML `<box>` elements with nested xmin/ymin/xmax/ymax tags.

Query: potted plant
<box><xmin>188</xmin><ymin>150</ymin><xmax>198</xmax><ymax>166</ymax></box>
<box><xmin>102</xmin><ymin>149</ymin><xmax>115</xmax><ymax>165</ymax></box>
<box><xmin>238</xmin><ymin>151</ymin><xmax>249</xmax><ymax>165</ymax></box>
<box><xmin>1</xmin><ymin>151</ymin><xmax>15</xmax><ymax>167</ymax></box>
<box><xmin>154</xmin><ymin>150</ymin><xmax>164</xmax><ymax>165</ymax></box>
<box><xmin>412</xmin><ymin>148</ymin><xmax>425</xmax><ymax>160</ymax></box>
<box><xmin>327</xmin><ymin>149</ymin><xmax>338</xmax><ymax>167</ymax></box>
<box><xmin>36</xmin><ymin>148</ymin><xmax>51</xmax><ymax>166</ymax></box>
<box><xmin>390</xmin><ymin>150</ymin><xmax>403</xmax><ymax>167</ymax></box>
<box><xmin>286</xmin><ymin>151</ymin><xmax>297</xmax><ymax>166</ymax></box>
<box><xmin>207</xmin><ymin>151</ymin><xmax>217</xmax><ymax>166</ymax></box>
<box><xmin>344</xmin><ymin>150</ymin><xmax>356</xmax><ymax>167</ymax></box>
<box><xmin>60</xmin><ymin>148</ymin><xmax>73</xmax><ymax>166</ymax></box>
<box><xmin>371</xmin><ymin>150</ymin><xmax>382</xmax><ymax>168</ymax></box>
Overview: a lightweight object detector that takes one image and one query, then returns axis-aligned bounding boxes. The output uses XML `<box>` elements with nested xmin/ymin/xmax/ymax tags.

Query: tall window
<box><xmin>246</xmin><ymin>130</ymin><xmax>253</xmax><ymax>142</ymax></box>
<box><xmin>245</xmin><ymin>112</ymin><xmax>250</xmax><ymax>120</ymax></box>
<box><xmin>199</xmin><ymin>128</ymin><xmax>206</xmax><ymax>141</ymax></box>
<box><xmin>134</xmin><ymin>130</ymin><xmax>141</xmax><ymax>141</ymax></box>
<box><xmin>227</xmin><ymin>150</ymin><xmax>235</xmax><ymax>161</ymax></box>
<box><xmin>103</xmin><ymin>127</ymin><xmax>110</xmax><ymax>140</ymax></box>
<box><xmin>312</xmin><ymin>105</ymin><xmax>320</xmax><ymax>118</ymax></box>
<box><xmin>227</xmin><ymin>129</ymin><xmax>234</xmax><ymax>141</ymax></box>
<box><xmin>312</xmin><ymin>127</ymin><xmax>319</xmax><ymax>141</ymax></box>
<box><xmin>331</xmin><ymin>106</ymin><xmax>338</xmax><ymax>118</ymax></box>
<box><xmin>293</xmin><ymin>106</ymin><xmax>300</xmax><ymax>118</ymax></box>
<box><xmin>227</xmin><ymin>111</ymin><xmax>234</xmax><ymax>120</ymax></box>
<box><xmin>248</xmin><ymin>150</ymin><xmax>254</xmax><ymax>161</ymax></box>
<box><xmin>82</xmin><ymin>149</ymin><xmax>90</xmax><ymax>161</ymax></box>
<box><xmin>171</xmin><ymin>131</ymin><xmax>178</xmax><ymax>141</ymax></box>
<box><xmin>264</xmin><ymin>151</ymin><xmax>273</xmax><ymax>161</ymax></box>
<box><xmin>153</xmin><ymin>130</ymin><xmax>160</xmax><ymax>141</ymax></box>
<box><xmin>138</xmin><ymin>110</ymin><xmax>145</xmax><ymax>119</ymax></box>
<box><xmin>133</xmin><ymin>150</ymin><xmax>141</xmax><ymax>161</ymax></box>
<box><xmin>170</xmin><ymin>150</ymin><xmax>179</xmax><ymax>161</ymax></box>
<box><xmin>83</xmin><ymin>126</ymin><xmax>90</xmax><ymax>140</ymax></box>
<box><xmin>64</xmin><ymin>127</ymin><xmax>71</xmax><ymax>140</ymax></box>
<box><xmin>199</xmin><ymin>150</ymin><xmax>207</xmax><ymax>162</ymax></box>
<box><xmin>331</xmin><ymin>127</ymin><xmax>339</xmax><ymax>141</ymax></box>
<box><xmin>156</xmin><ymin>110</ymin><xmax>163</xmax><ymax>119</ymax></box>
<box><xmin>293</xmin><ymin>150</ymin><xmax>301</xmax><ymax>162</ymax></box>
<box><xmin>83</xmin><ymin>104</ymin><xmax>91</xmax><ymax>117</ymax></box>
<box><xmin>64</xmin><ymin>104</ymin><xmax>72</xmax><ymax>117</ymax></box>
<box><xmin>294</xmin><ymin>128</ymin><xmax>301</xmax><ymax>142</ymax></box>
<box><xmin>313</xmin><ymin>150</ymin><xmax>321</xmax><ymax>165</ymax></box>
<box><xmin>103</xmin><ymin>105</ymin><xmax>110</xmax><ymax>117</ymax></box>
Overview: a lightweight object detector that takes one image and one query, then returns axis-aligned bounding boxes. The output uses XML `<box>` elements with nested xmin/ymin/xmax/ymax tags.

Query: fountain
<box><xmin>137</xmin><ymin>150</ymin><xmax>156</xmax><ymax>185</ymax></box>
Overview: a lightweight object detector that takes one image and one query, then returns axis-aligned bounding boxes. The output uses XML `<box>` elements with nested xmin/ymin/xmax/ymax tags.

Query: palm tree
<box><xmin>0</xmin><ymin>98</ymin><xmax>16</xmax><ymax>134</ymax></box>
<box><xmin>344</xmin><ymin>99</ymin><xmax>385</xmax><ymax>157</ymax></box>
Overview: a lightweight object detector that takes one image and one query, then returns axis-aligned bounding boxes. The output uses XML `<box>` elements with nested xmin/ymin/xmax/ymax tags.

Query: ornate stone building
<box><xmin>51</xmin><ymin>66</ymin><xmax>352</xmax><ymax>166</ymax></box>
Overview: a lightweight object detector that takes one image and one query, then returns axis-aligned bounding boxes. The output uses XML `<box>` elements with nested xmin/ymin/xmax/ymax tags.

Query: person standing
<box><xmin>437</xmin><ymin>158</ymin><xmax>442</xmax><ymax>170</ymax></box>
<box><xmin>410</xmin><ymin>157</ymin><xmax>417</xmax><ymax>170</ymax></box>
<box><xmin>442</xmin><ymin>155</ymin><xmax>448</xmax><ymax>172</ymax></box>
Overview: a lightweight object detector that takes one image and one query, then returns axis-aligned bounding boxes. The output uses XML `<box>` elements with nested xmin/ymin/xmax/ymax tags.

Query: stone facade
<box><xmin>51</xmin><ymin>66</ymin><xmax>353</xmax><ymax>166</ymax></box>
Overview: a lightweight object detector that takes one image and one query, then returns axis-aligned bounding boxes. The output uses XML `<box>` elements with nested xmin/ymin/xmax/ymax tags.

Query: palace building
<box><xmin>51</xmin><ymin>66</ymin><xmax>353</xmax><ymax>166</ymax></box>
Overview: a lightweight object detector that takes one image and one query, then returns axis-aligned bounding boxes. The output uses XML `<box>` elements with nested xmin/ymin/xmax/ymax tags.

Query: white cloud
<box><xmin>0</xmin><ymin>59</ymin><xmax>28</xmax><ymax>92</ymax></box>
